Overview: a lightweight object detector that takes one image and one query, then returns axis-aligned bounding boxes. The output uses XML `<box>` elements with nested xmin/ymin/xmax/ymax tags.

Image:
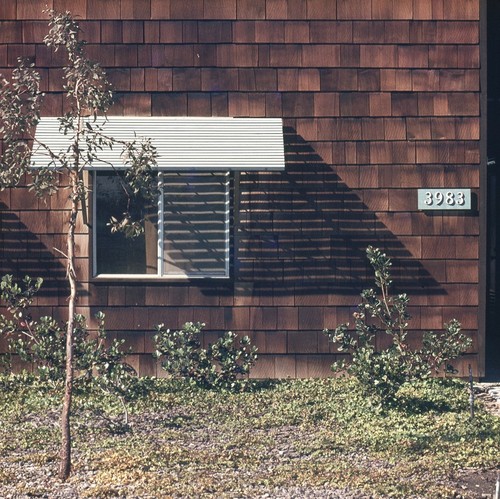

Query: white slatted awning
<box><xmin>31</xmin><ymin>116</ymin><xmax>285</xmax><ymax>171</ymax></box>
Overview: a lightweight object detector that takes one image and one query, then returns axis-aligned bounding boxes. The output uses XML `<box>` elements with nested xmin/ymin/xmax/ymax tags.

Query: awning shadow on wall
<box><xmin>0</xmin><ymin>203</ymin><xmax>69</xmax><ymax>298</ymax></box>
<box><xmin>235</xmin><ymin>127</ymin><xmax>444</xmax><ymax>297</ymax></box>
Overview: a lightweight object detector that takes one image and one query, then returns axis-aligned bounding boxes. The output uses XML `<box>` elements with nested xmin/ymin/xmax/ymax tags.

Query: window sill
<box><xmin>91</xmin><ymin>274</ymin><xmax>230</xmax><ymax>283</ymax></box>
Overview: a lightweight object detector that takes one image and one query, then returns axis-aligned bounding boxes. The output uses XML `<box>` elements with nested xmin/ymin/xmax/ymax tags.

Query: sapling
<box><xmin>0</xmin><ymin>10</ymin><xmax>157</xmax><ymax>479</ymax></box>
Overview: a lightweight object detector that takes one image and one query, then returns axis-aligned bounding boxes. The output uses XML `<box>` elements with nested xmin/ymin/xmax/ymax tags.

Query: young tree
<box><xmin>0</xmin><ymin>11</ymin><xmax>157</xmax><ymax>480</ymax></box>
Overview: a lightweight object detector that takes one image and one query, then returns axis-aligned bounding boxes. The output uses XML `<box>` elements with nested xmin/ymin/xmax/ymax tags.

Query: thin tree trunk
<box><xmin>59</xmin><ymin>173</ymin><xmax>79</xmax><ymax>481</ymax></box>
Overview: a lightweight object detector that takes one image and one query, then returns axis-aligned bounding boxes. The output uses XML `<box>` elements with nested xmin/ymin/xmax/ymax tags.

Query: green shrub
<box><xmin>0</xmin><ymin>276</ymin><xmax>118</xmax><ymax>380</ymax></box>
<box><xmin>154</xmin><ymin>322</ymin><xmax>258</xmax><ymax>391</ymax></box>
<box><xmin>0</xmin><ymin>274</ymin><xmax>144</xmax><ymax>394</ymax></box>
<box><xmin>323</xmin><ymin>246</ymin><xmax>472</xmax><ymax>404</ymax></box>
<box><xmin>0</xmin><ymin>274</ymin><xmax>153</xmax><ymax>426</ymax></box>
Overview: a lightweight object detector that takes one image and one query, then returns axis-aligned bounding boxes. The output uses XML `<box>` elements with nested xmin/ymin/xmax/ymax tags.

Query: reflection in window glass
<box><xmin>95</xmin><ymin>172</ymin><xmax>158</xmax><ymax>275</ymax></box>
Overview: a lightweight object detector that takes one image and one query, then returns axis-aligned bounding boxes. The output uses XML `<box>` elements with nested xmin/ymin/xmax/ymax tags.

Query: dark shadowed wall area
<box><xmin>0</xmin><ymin>0</ymin><xmax>481</xmax><ymax>377</ymax></box>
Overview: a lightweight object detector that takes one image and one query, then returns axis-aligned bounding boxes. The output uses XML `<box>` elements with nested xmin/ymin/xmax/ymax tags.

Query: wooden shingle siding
<box><xmin>0</xmin><ymin>0</ymin><xmax>481</xmax><ymax>377</ymax></box>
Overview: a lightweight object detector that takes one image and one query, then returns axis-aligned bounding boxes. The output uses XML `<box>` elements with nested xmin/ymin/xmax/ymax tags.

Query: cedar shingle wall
<box><xmin>0</xmin><ymin>0</ymin><xmax>481</xmax><ymax>377</ymax></box>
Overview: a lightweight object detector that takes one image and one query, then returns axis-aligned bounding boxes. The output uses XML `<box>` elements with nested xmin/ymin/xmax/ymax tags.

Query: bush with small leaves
<box><xmin>0</xmin><ymin>275</ymin><xmax>121</xmax><ymax>381</ymax></box>
<box><xmin>207</xmin><ymin>331</ymin><xmax>258</xmax><ymax>391</ymax></box>
<box><xmin>0</xmin><ymin>274</ymin><xmax>146</xmax><ymax>421</ymax></box>
<box><xmin>153</xmin><ymin>322</ymin><xmax>210</xmax><ymax>385</ymax></box>
<box><xmin>154</xmin><ymin>322</ymin><xmax>258</xmax><ymax>391</ymax></box>
<box><xmin>323</xmin><ymin>246</ymin><xmax>472</xmax><ymax>404</ymax></box>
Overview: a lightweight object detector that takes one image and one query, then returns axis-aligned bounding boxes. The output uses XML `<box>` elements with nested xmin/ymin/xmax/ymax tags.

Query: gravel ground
<box><xmin>475</xmin><ymin>383</ymin><xmax>500</xmax><ymax>417</ymax></box>
<box><xmin>1</xmin><ymin>456</ymin><xmax>497</xmax><ymax>499</ymax></box>
<box><xmin>1</xmin><ymin>416</ymin><xmax>498</xmax><ymax>499</ymax></box>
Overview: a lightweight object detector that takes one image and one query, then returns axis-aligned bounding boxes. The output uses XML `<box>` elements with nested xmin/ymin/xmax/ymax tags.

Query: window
<box><xmin>33</xmin><ymin>116</ymin><xmax>285</xmax><ymax>279</ymax></box>
<box><xmin>93</xmin><ymin>171</ymin><xmax>230</xmax><ymax>279</ymax></box>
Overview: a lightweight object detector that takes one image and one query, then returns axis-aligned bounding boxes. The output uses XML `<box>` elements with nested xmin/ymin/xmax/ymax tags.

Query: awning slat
<box><xmin>31</xmin><ymin>117</ymin><xmax>285</xmax><ymax>171</ymax></box>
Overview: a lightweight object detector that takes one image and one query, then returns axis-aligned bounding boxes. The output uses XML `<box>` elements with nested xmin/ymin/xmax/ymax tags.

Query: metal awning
<box><xmin>31</xmin><ymin>116</ymin><xmax>285</xmax><ymax>171</ymax></box>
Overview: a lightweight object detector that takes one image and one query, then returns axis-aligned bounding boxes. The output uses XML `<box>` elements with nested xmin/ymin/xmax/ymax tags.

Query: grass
<box><xmin>0</xmin><ymin>375</ymin><xmax>499</xmax><ymax>498</ymax></box>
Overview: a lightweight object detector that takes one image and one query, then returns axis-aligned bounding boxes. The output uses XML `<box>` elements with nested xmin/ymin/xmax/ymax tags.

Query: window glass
<box><xmin>95</xmin><ymin>172</ymin><xmax>158</xmax><ymax>275</ymax></box>
<box><xmin>94</xmin><ymin>171</ymin><xmax>229</xmax><ymax>278</ymax></box>
<box><xmin>163</xmin><ymin>172</ymin><xmax>229</xmax><ymax>276</ymax></box>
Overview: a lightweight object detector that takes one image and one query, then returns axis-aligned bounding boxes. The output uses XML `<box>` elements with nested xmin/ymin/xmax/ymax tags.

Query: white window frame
<box><xmin>92</xmin><ymin>171</ymin><xmax>231</xmax><ymax>280</ymax></box>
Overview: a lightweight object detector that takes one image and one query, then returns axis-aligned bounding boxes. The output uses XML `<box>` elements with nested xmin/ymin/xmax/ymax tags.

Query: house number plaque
<box><xmin>417</xmin><ymin>189</ymin><xmax>471</xmax><ymax>210</ymax></box>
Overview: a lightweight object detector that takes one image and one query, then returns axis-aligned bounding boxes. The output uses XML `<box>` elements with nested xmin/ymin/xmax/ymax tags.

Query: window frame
<box><xmin>92</xmin><ymin>170</ymin><xmax>231</xmax><ymax>280</ymax></box>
